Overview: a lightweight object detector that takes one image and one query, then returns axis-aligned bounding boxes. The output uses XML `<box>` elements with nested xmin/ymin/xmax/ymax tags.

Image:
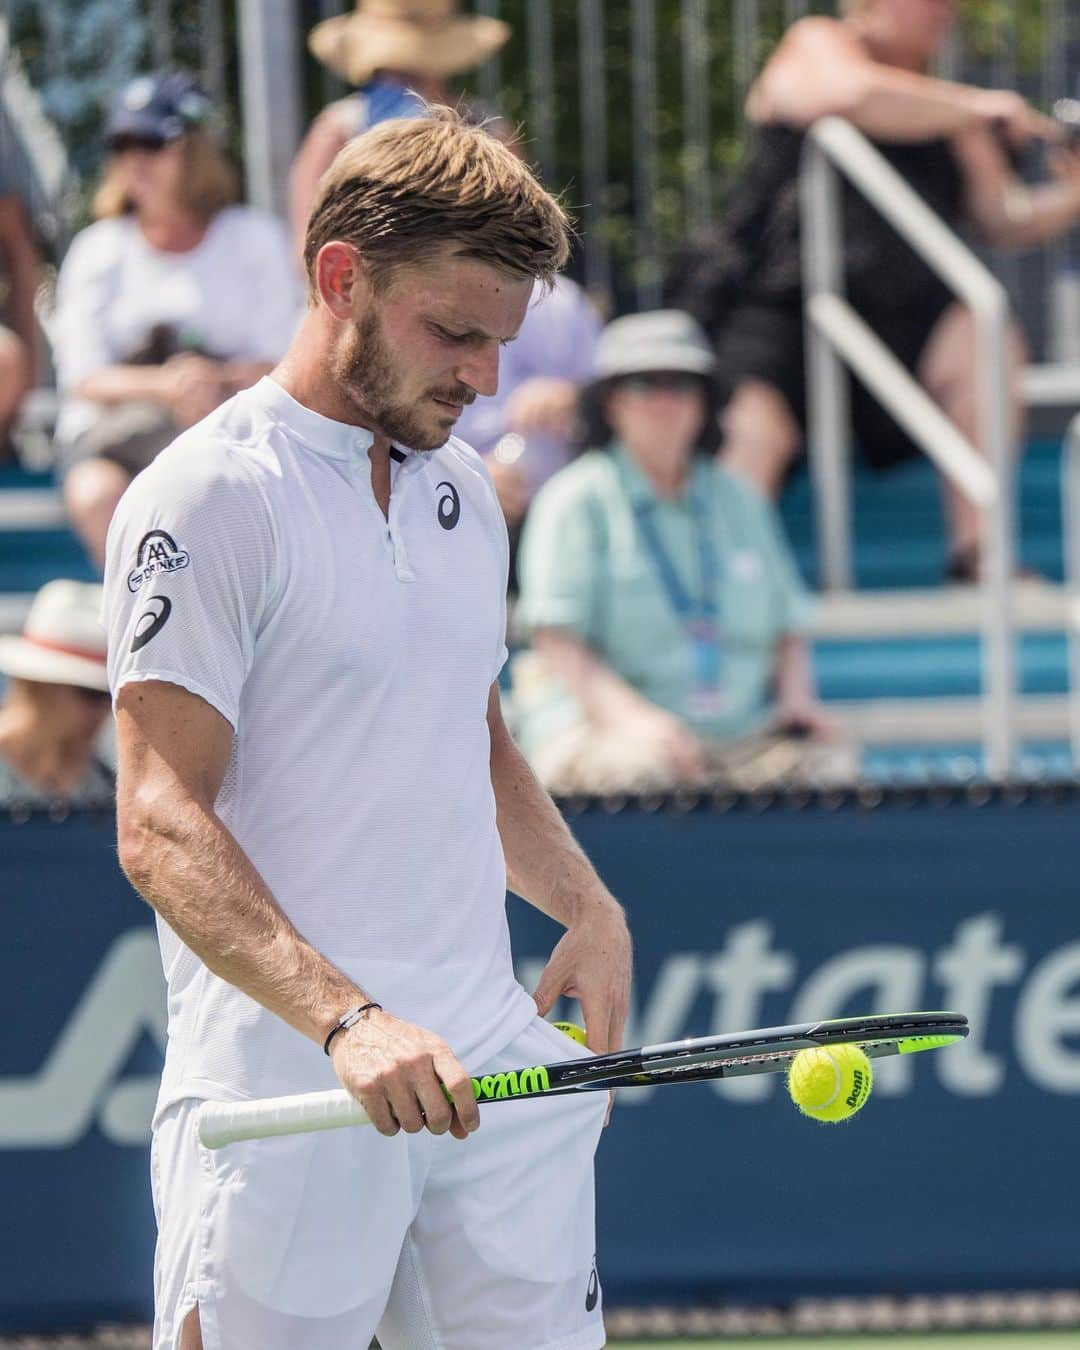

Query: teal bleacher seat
<box><xmin>0</xmin><ymin>465</ymin><xmax>95</xmax><ymax>594</ymax></box>
<box><xmin>778</xmin><ymin>437</ymin><xmax>1064</xmax><ymax>590</ymax></box>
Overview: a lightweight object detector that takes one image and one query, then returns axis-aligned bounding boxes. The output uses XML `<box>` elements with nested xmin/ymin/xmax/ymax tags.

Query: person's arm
<box><xmin>531</xmin><ymin>626</ymin><xmax>705</xmax><ymax>782</ymax></box>
<box><xmin>116</xmin><ymin>679</ymin><xmax>479</xmax><ymax>1140</ymax></box>
<box><xmin>75</xmin><ymin>362</ymin><xmax>180</xmax><ymax>406</ymax></box>
<box><xmin>770</xmin><ymin>633</ymin><xmax>835</xmax><ymax>737</ymax></box>
<box><xmin>288</xmin><ymin>107</ymin><xmax>352</xmax><ymax>263</ymax></box>
<box><xmin>219</xmin><ymin>359</ymin><xmax>275</xmax><ymax>395</ymax></box>
<box><xmin>77</xmin><ymin>354</ymin><xmax>230</xmax><ymax>429</ymax></box>
<box><xmin>749</xmin><ymin>17</ymin><xmax>1054</xmax><ymax>144</ymax></box>
<box><xmin>52</xmin><ymin>224</ymin><xmax>222</xmax><ymax>421</ymax></box>
<box><xmin>953</xmin><ymin>125</ymin><xmax>1080</xmax><ymax>249</ymax></box>
<box><xmin>486</xmin><ymin>683</ymin><xmax>632</xmax><ymax>1055</ymax></box>
<box><xmin>0</xmin><ymin>195</ymin><xmax>39</xmax><ymax>376</ymax></box>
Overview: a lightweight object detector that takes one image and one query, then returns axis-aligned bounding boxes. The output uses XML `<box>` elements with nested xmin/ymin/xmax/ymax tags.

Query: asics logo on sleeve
<box><xmin>131</xmin><ymin>596</ymin><xmax>172</xmax><ymax>652</ymax></box>
<box><xmin>436</xmin><ymin>481</ymin><xmax>461</xmax><ymax>531</ymax></box>
<box><xmin>127</xmin><ymin>529</ymin><xmax>190</xmax><ymax>592</ymax></box>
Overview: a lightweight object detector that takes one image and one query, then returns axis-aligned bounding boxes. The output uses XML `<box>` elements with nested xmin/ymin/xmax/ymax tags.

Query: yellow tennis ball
<box><xmin>788</xmin><ymin>1044</ymin><xmax>872</xmax><ymax>1122</ymax></box>
<box><xmin>553</xmin><ymin>1021</ymin><xmax>588</xmax><ymax>1047</ymax></box>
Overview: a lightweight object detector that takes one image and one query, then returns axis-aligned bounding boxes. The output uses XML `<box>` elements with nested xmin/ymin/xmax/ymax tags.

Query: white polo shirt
<box><xmin>103</xmin><ymin>377</ymin><xmax>538</xmax><ymax>1112</ymax></box>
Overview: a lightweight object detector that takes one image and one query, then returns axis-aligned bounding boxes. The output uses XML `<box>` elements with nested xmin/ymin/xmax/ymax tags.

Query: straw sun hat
<box><xmin>0</xmin><ymin>581</ymin><xmax>109</xmax><ymax>693</ymax></box>
<box><xmin>309</xmin><ymin>0</ymin><xmax>510</xmax><ymax>87</ymax></box>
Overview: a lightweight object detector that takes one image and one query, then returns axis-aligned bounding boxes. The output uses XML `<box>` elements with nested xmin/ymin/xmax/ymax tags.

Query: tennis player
<box><xmin>104</xmin><ymin>108</ymin><xmax>632</xmax><ymax>1350</ymax></box>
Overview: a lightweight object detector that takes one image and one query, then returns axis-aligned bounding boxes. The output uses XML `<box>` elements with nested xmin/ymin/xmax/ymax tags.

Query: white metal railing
<box><xmin>1061</xmin><ymin>412</ymin><xmax>1080</xmax><ymax>767</ymax></box>
<box><xmin>801</xmin><ymin>116</ymin><xmax>1017</xmax><ymax>779</ymax></box>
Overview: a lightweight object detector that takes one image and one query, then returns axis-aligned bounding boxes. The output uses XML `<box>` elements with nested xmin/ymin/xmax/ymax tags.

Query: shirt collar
<box><xmin>252</xmin><ymin>376</ymin><xmax>380</xmax><ymax>462</ymax></box>
<box><xmin>613</xmin><ymin>443</ymin><xmax>707</xmax><ymax>509</ymax></box>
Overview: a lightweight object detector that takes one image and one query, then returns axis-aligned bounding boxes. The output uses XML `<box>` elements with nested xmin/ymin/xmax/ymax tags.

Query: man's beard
<box><xmin>331</xmin><ymin>307</ymin><xmax>474</xmax><ymax>452</ymax></box>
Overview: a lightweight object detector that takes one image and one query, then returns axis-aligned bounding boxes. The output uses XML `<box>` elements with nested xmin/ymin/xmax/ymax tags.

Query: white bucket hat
<box><xmin>0</xmin><ymin>580</ymin><xmax>109</xmax><ymax>692</ymax></box>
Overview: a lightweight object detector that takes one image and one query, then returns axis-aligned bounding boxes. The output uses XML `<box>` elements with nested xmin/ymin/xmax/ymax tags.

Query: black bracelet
<box><xmin>323</xmin><ymin>1002</ymin><xmax>382</xmax><ymax>1056</ymax></box>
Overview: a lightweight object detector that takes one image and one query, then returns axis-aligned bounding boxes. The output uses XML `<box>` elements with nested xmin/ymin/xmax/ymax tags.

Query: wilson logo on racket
<box><xmin>471</xmin><ymin>1065</ymin><xmax>550</xmax><ymax>1101</ymax></box>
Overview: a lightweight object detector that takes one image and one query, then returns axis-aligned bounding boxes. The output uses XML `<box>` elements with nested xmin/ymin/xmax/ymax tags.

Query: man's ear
<box><xmin>315</xmin><ymin>241</ymin><xmax>370</xmax><ymax>321</ymax></box>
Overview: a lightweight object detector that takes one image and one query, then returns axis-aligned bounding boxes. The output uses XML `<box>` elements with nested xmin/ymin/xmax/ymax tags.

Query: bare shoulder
<box><xmin>761</xmin><ymin>15</ymin><xmax>862</xmax><ymax>72</ymax></box>
<box><xmin>750</xmin><ymin>16</ymin><xmax>867</xmax><ymax>121</ymax></box>
<box><xmin>781</xmin><ymin>15</ymin><xmax>857</xmax><ymax>51</ymax></box>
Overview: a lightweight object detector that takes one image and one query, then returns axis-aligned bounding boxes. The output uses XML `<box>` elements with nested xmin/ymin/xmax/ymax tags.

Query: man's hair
<box><xmin>303</xmin><ymin>105</ymin><xmax>570</xmax><ymax>302</ymax></box>
<box><xmin>93</xmin><ymin>129</ymin><xmax>239</xmax><ymax>223</ymax></box>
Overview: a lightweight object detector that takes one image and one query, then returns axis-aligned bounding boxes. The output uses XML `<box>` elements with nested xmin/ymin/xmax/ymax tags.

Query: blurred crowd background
<box><xmin>3</xmin><ymin>0</ymin><xmax>1080</xmax><ymax>809</ymax></box>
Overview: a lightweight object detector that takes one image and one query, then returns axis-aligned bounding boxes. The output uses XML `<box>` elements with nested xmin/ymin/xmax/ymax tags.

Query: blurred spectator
<box><xmin>0</xmin><ymin>182</ymin><xmax>40</xmax><ymax>462</ymax></box>
<box><xmin>53</xmin><ymin>72</ymin><xmax>302</xmax><ymax>569</ymax></box>
<box><xmin>455</xmin><ymin>274</ymin><xmax>601</xmax><ymax>574</ymax></box>
<box><xmin>666</xmin><ymin>0</ymin><xmax>1080</xmax><ymax>581</ymax></box>
<box><xmin>289</xmin><ymin>0</ymin><xmax>511</xmax><ymax>256</ymax></box>
<box><xmin>0</xmin><ymin>580</ymin><xmax>113</xmax><ymax>807</ymax></box>
<box><xmin>514</xmin><ymin>311</ymin><xmax>849</xmax><ymax>796</ymax></box>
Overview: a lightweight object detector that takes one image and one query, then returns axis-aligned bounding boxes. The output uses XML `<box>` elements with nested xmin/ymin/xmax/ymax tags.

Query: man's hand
<box><xmin>771</xmin><ymin>696</ymin><xmax>839</xmax><ymax>741</ymax></box>
<box><xmin>486</xmin><ymin>455</ymin><xmax>531</xmax><ymax>525</ymax></box>
<box><xmin>505</xmin><ymin>376</ymin><xmax>580</xmax><ymax>440</ymax></box>
<box><xmin>330</xmin><ymin>1009</ymin><xmax>480</xmax><ymax>1140</ymax></box>
<box><xmin>532</xmin><ymin>897</ymin><xmax>633</xmax><ymax>1056</ymax></box>
<box><xmin>971</xmin><ymin>89</ymin><xmax>1059</xmax><ymax>149</ymax></box>
<box><xmin>159</xmin><ymin>354</ymin><xmax>231</xmax><ymax>428</ymax></box>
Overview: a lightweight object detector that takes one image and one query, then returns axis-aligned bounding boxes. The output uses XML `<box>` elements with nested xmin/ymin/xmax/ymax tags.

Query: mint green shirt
<box><xmin>514</xmin><ymin>447</ymin><xmax>811</xmax><ymax>756</ymax></box>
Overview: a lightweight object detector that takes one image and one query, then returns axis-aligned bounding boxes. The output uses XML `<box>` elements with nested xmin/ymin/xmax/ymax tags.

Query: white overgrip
<box><xmin>196</xmin><ymin>1089</ymin><xmax>371</xmax><ymax>1149</ymax></box>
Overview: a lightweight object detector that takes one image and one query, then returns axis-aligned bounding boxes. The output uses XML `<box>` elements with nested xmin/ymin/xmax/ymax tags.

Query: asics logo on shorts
<box><xmin>436</xmin><ymin>481</ymin><xmax>461</xmax><ymax>530</ymax></box>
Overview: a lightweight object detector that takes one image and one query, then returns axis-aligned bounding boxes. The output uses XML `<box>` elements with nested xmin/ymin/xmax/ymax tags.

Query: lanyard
<box><xmin>629</xmin><ymin>475</ymin><xmax>726</xmax><ymax>698</ymax></box>
<box><xmin>631</xmin><ymin>490</ymin><xmax>721</xmax><ymax>632</ymax></box>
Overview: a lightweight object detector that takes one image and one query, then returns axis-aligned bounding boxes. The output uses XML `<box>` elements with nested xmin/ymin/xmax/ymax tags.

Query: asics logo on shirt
<box><xmin>131</xmin><ymin>596</ymin><xmax>172</xmax><ymax>652</ymax></box>
<box><xmin>127</xmin><ymin>529</ymin><xmax>190</xmax><ymax>592</ymax></box>
<box><xmin>436</xmin><ymin>481</ymin><xmax>461</xmax><ymax>530</ymax></box>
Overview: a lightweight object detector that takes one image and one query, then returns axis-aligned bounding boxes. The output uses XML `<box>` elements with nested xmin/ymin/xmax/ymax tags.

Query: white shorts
<box><xmin>150</xmin><ymin>1018</ymin><xmax>607</xmax><ymax>1350</ymax></box>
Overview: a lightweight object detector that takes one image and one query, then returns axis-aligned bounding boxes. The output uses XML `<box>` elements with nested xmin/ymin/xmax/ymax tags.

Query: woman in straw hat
<box><xmin>0</xmin><ymin>580</ymin><xmax>115</xmax><ymax>806</ymax></box>
<box><xmin>289</xmin><ymin>0</ymin><xmax>510</xmax><ymax>256</ymax></box>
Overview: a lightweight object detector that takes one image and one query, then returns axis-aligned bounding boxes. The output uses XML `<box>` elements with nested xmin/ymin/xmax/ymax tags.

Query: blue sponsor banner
<box><xmin>2</xmin><ymin>796</ymin><xmax>1079</xmax><ymax>1327</ymax></box>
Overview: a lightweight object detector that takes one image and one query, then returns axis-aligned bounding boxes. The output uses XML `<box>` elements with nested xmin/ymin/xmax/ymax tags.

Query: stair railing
<box><xmin>801</xmin><ymin>116</ymin><xmax>1016</xmax><ymax>780</ymax></box>
<box><xmin>1061</xmin><ymin>413</ymin><xmax>1080</xmax><ymax>767</ymax></box>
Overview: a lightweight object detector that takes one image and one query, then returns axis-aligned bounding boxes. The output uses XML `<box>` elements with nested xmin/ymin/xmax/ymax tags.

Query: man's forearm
<box><xmin>120</xmin><ymin>792</ymin><xmax>367</xmax><ymax>1047</ymax></box>
<box><xmin>489</xmin><ymin>707</ymin><xmax>615</xmax><ymax>927</ymax></box>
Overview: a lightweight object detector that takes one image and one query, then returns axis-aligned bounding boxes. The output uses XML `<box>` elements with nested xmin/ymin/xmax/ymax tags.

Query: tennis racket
<box><xmin>197</xmin><ymin>1009</ymin><xmax>967</xmax><ymax>1149</ymax></box>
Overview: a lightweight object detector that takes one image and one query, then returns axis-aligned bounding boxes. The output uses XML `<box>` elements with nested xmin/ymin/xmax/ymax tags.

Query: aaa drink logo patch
<box><xmin>127</xmin><ymin>529</ymin><xmax>191</xmax><ymax>592</ymax></box>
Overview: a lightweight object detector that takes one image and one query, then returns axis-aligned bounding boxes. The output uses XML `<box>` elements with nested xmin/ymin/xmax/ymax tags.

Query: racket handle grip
<box><xmin>197</xmin><ymin>1089</ymin><xmax>369</xmax><ymax>1149</ymax></box>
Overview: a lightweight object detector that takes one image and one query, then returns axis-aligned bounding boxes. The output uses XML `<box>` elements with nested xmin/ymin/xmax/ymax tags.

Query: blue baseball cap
<box><xmin>104</xmin><ymin>72</ymin><xmax>214</xmax><ymax>149</ymax></box>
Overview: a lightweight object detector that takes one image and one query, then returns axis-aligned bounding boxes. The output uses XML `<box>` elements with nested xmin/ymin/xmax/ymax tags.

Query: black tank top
<box><xmin>667</xmin><ymin>123</ymin><xmax>964</xmax><ymax>334</ymax></box>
